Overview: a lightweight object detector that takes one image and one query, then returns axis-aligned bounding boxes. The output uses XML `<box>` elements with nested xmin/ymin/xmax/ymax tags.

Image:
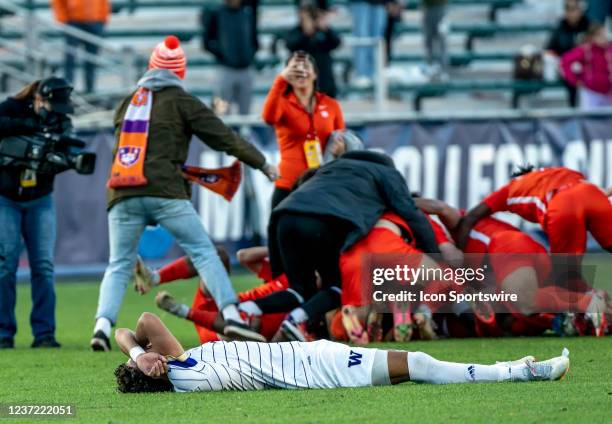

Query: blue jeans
<box><xmin>0</xmin><ymin>194</ymin><xmax>56</xmax><ymax>340</ymax></box>
<box><xmin>65</xmin><ymin>21</ymin><xmax>105</xmax><ymax>94</ymax></box>
<box><xmin>351</xmin><ymin>2</ymin><xmax>387</xmax><ymax>79</ymax></box>
<box><xmin>95</xmin><ymin>197</ymin><xmax>239</xmax><ymax>324</ymax></box>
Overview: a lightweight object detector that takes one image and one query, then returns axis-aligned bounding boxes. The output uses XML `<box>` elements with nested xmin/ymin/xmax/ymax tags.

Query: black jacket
<box><xmin>547</xmin><ymin>16</ymin><xmax>590</xmax><ymax>56</ymax></box>
<box><xmin>202</xmin><ymin>5</ymin><xmax>258</xmax><ymax>69</ymax></box>
<box><xmin>284</xmin><ymin>26</ymin><xmax>341</xmax><ymax>98</ymax></box>
<box><xmin>271</xmin><ymin>150</ymin><xmax>440</xmax><ymax>258</ymax></box>
<box><xmin>0</xmin><ymin>97</ymin><xmax>70</xmax><ymax>201</ymax></box>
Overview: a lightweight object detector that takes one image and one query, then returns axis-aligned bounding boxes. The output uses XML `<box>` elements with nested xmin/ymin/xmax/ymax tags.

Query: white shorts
<box><xmin>302</xmin><ymin>340</ymin><xmax>380</xmax><ymax>389</ymax></box>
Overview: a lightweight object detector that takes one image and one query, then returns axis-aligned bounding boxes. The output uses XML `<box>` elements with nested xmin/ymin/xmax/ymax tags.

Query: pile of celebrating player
<box><xmin>90</xmin><ymin>36</ymin><xmax>609</xmax><ymax>393</ymax></box>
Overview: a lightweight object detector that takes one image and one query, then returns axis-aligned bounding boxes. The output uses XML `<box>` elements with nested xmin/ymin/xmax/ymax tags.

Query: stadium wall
<box><xmin>20</xmin><ymin>110</ymin><xmax>612</xmax><ymax>278</ymax></box>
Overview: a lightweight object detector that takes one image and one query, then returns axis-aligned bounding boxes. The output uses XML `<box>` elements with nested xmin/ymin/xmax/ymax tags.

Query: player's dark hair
<box><xmin>114</xmin><ymin>364</ymin><xmax>173</xmax><ymax>393</ymax></box>
<box><xmin>511</xmin><ymin>164</ymin><xmax>536</xmax><ymax>178</ymax></box>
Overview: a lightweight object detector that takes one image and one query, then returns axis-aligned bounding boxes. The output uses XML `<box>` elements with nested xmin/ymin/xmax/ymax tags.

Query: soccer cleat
<box><xmin>280</xmin><ymin>317</ymin><xmax>316</xmax><ymax>342</ymax></box>
<box><xmin>393</xmin><ymin>309</ymin><xmax>413</xmax><ymax>342</ymax></box>
<box><xmin>366</xmin><ymin>311</ymin><xmax>384</xmax><ymax>343</ymax></box>
<box><xmin>90</xmin><ymin>330</ymin><xmax>111</xmax><ymax>352</ymax></box>
<box><xmin>413</xmin><ymin>305</ymin><xmax>437</xmax><ymax>340</ymax></box>
<box><xmin>223</xmin><ymin>319</ymin><xmax>267</xmax><ymax>342</ymax></box>
<box><xmin>134</xmin><ymin>255</ymin><xmax>157</xmax><ymax>295</ymax></box>
<box><xmin>585</xmin><ymin>291</ymin><xmax>607</xmax><ymax>337</ymax></box>
<box><xmin>510</xmin><ymin>348</ymin><xmax>570</xmax><ymax>382</ymax></box>
<box><xmin>341</xmin><ymin>306</ymin><xmax>369</xmax><ymax>345</ymax></box>
<box><xmin>155</xmin><ymin>291</ymin><xmax>188</xmax><ymax>318</ymax></box>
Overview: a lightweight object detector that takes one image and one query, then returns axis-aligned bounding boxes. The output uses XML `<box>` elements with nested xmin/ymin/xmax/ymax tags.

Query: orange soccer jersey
<box><xmin>482</xmin><ymin>167</ymin><xmax>612</xmax><ymax>253</ymax></box>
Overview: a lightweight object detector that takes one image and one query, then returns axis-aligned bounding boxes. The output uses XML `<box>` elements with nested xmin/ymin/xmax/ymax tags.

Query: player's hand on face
<box><xmin>136</xmin><ymin>352</ymin><xmax>168</xmax><ymax>378</ymax></box>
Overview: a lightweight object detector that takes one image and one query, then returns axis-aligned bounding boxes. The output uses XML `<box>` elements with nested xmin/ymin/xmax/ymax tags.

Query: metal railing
<box><xmin>0</xmin><ymin>0</ymin><xmax>137</xmax><ymax>108</ymax></box>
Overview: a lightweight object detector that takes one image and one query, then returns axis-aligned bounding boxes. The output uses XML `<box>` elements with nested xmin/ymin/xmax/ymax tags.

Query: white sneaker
<box><xmin>134</xmin><ymin>256</ymin><xmax>158</xmax><ymax>295</ymax></box>
<box><xmin>510</xmin><ymin>348</ymin><xmax>570</xmax><ymax>382</ymax></box>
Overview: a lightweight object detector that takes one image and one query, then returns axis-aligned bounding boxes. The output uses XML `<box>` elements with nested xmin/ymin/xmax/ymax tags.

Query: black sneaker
<box><xmin>223</xmin><ymin>319</ymin><xmax>266</xmax><ymax>342</ymax></box>
<box><xmin>0</xmin><ymin>337</ymin><xmax>14</xmax><ymax>349</ymax></box>
<box><xmin>31</xmin><ymin>336</ymin><xmax>61</xmax><ymax>348</ymax></box>
<box><xmin>90</xmin><ymin>330</ymin><xmax>111</xmax><ymax>352</ymax></box>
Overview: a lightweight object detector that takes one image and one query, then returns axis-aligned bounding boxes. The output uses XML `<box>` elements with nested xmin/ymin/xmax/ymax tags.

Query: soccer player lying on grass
<box><xmin>114</xmin><ymin>312</ymin><xmax>570</xmax><ymax>393</ymax></box>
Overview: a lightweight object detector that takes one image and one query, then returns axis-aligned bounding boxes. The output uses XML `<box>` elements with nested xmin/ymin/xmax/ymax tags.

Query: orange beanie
<box><xmin>148</xmin><ymin>35</ymin><xmax>187</xmax><ymax>79</ymax></box>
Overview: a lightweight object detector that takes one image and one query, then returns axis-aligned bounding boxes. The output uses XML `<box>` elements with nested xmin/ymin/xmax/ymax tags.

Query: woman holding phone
<box><xmin>262</xmin><ymin>51</ymin><xmax>345</xmax><ymax>208</ymax></box>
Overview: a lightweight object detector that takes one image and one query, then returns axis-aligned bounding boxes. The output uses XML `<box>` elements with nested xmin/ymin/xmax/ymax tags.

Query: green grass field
<box><xmin>2</xmin><ymin>275</ymin><xmax>611</xmax><ymax>424</ymax></box>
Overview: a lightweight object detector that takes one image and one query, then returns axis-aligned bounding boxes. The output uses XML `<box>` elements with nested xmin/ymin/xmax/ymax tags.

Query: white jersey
<box><xmin>167</xmin><ymin>340</ymin><xmax>378</xmax><ymax>393</ymax></box>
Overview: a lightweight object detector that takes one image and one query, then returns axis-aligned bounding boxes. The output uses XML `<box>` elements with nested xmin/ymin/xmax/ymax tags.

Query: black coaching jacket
<box><xmin>271</xmin><ymin>150</ymin><xmax>440</xmax><ymax>260</ymax></box>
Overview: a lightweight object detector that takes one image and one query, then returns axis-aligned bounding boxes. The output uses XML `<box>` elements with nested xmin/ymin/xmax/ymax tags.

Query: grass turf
<box><xmin>2</xmin><ymin>275</ymin><xmax>611</xmax><ymax>424</ymax></box>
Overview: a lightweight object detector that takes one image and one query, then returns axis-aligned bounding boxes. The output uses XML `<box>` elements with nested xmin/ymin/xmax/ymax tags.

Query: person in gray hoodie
<box><xmin>91</xmin><ymin>36</ymin><xmax>277</xmax><ymax>352</ymax></box>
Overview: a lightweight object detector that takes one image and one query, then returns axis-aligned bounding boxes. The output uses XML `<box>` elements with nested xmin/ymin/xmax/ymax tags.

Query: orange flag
<box><xmin>182</xmin><ymin>160</ymin><xmax>242</xmax><ymax>201</ymax></box>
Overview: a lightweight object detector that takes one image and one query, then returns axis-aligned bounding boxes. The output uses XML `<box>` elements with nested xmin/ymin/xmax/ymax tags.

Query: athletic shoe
<box><xmin>393</xmin><ymin>309</ymin><xmax>413</xmax><ymax>342</ymax></box>
<box><xmin>134</xmin><ymin>255</ymin><xmax>157</xmax><ymax>295</ymax></box>
<box><xmin>414</xmin><ymin>305</ymin><xmax>437</xmax><ymax>340</ymax></box>
<box><xmin>586</xmin><ymin>291</ymin><xmax>608</xmax><ymax>337</ymax></box>
<box><xmin>366</xmin><ymin>311</ymin><xmax>384</xmax><ymax>343</ymax></box>
<box><xmin>0</xmin><ymin>337</ymin><xmax>14</xmax><ymax>349</ymax></box>
<box><xmin>90</xmin><ymin>330</ymin><xmax>111</xmax><ymax>352</ymax></box>
<box><xmin>31</xmin><ymin>336</ymin><xmax>61</xmax><ymax>348</ymax></box>
<box><xmin>155</xmin><ymin>291</ymin><xmax>188</xmax><ymax>318</ymax></box>
<box><xmin>223</xmin><ymin>319</ymin><xmax>267</xmax><ymax>342</ymax></box>
<box><xmin>280</xmin><ymin>317</ymin><xmax>316</xmax><ymax>342</ymax></box>
<box><xmin>341</xmin><ymin>306</ymin><xmax>369</xmax><ymax>345</ymax></box>
<box><xmin>510</xmin><ymin>348</ymin><xmax>570</xmax><ymax>382</ymax></box>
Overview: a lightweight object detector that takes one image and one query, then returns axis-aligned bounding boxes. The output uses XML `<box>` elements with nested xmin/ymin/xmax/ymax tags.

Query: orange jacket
<box><xmin>52</xmin><ymin>0</ymin><xmax>111</xmax><ymax>24</ymax></box>
<box><xmin>262</xmin><ymin>76</ymin><xmax>345</xmax><ymax>190</ymax></box>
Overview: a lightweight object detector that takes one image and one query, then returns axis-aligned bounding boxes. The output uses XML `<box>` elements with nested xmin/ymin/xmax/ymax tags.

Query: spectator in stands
<box><xmin>284</xmin><ymin>4</ymin><xmax>341</xmax><ymax>98</ymax></box>
<box><xmin>422</xmin><ymin>0</ymin><xmax>449</xmax><ymax>79</ymax></box>
<box><xmin>561</xmin><ymin>23</ymin><xmax>612</xmax><ymax>110</ymax></box>
<box><xmin>262</xmin><ymin>51</ymin><xmax>345</xmax><ymax>208</ymax></box>
<box><xmin>546</xmin><ymin>0</ymin><xmax>590</xmax><ymax>107</ymax></box>
<box><xmin>385</xmin><ymin>1</ymin><xmax>403</xmax><ymax>62</ymax></box>
<box><xmin>51</xmin><ymin>0</ymin><xmax>110</xmax><ymax>94</ymax></box>
<box><xmin>349</xmin><ymin>0</ymin><xmax>388</xmax><ymax>88</ymax></box>
<box><xmin>202</xmin><ymin>0</ymin><xmax>258</xmax><ymax>115</ymax></box>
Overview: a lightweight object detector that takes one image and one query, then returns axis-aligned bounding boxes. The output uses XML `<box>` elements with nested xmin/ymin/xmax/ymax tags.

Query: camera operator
<box><xmin>0</xmin><ymin>77</ymin><xmax>74</xmax><ymax>349</ymax></box>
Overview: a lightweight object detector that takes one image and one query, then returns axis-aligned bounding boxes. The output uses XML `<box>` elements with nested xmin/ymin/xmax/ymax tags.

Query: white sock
<box><xmin>152</xmin><ymin>270</ymin><xmax>161</xmax><ymax>286</ymax></box>
<box><xmin>408</xmin><ymin>352</ymin><xmax>507</xmax><ymax>384</ymax></box>
<box><xmin>289</xmin><ymin>307</ymin><xmax>308</xmax><ymax>324</ymax></box>
<box><xmin>94</xmin><ymin>317</ymin><xmax>112</xmax><ymax>338</ymax></box>
<box><xmin>222</xmin><ymin>304</ymin><xmax>243</xmax><ymax>323</ymax></box>
<box><xmin>238</xmin><ymin>301</ymin><xmax>262</xmax><ymax>316</ymax></box>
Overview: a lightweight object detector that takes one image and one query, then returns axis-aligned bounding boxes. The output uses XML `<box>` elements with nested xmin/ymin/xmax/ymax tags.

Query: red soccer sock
<box><xmin>158</xmin><ymin>256</ymin><xmax>197</xmax><ymax>284</ymax></box>
<box><xmin>534</xmin><ymin>286</ymin><xmax>592</xmax><ymax>313</ymax></box>
<box><xmin>187</xmin><ymin>308</ymin><xmax>220</xmax><ymax>330</ymax></box>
